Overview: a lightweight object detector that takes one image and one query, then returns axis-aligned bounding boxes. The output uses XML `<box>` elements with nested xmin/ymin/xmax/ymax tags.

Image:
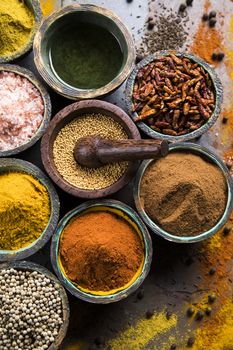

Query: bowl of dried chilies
<box><xmin>125</xmin><ymin>51</ymin><xmax>223</xmax><ymax>142</ymax></box>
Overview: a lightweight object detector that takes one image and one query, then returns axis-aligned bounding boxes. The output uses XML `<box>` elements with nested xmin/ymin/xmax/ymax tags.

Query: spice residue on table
<box><xmin>53</xmin><ymin>113</ymin><xmax>129</xmax><ymax>190</ymax></box>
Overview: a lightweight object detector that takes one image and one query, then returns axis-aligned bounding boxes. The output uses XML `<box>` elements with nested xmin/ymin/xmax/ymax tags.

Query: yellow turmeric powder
<box><xmin>0</xmin><ymin>172</ymin><xmax>50</xmax><ymax>250</ymax></box>
<box><xmin>40</xmin><ymin>0</ymin><xmax>58</xmax><ymax>16</ymax></box>
<box><xmin>0</xmin><ymin>0</ymin><xmax>35</xmax><ymax>57</ymax></box>
<box><xmin>181</xmin><ymin>300</ymin><xmax>233</xmax><ymax>350</ymax></box>
<box><xmin>107</xmin><ymin>311</ymin><xmax>177</xmax><ymax>350</ymax></box>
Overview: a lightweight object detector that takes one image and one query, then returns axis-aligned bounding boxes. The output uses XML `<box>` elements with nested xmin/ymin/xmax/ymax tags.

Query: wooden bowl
<box><xmin>0</xmin><ymin>64</ymin><xmax>51</xmax><ymax>157</ymax></box>
<box><xmin>0</xmin><ymin>0</ymin><xmax>42</xmax><ymax>63</ymax></box>
<box><xmin>41</xmin><ymin>100</ymin><xmax>141</xmax><ymax>199</ymax></box>
<box><xmin>0</xmin><ymin>260</ymin><xmax>69</xmax><ymax>349</ymax></box>
<box><xmin>34</xmin><ymin>4</ymin><xmax>135</xmax><ymax>100</ymax></box>
<box><xmin>125</xmin><ymin>51</ymin><xmax>223</xmax><ymax>142</ymax></box>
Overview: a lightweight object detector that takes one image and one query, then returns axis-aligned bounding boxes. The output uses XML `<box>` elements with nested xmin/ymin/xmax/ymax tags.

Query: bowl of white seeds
<box><xmin>0</xmin><ymin>261</ymin><xmax>69</xmax><ymax>350</ymax></box>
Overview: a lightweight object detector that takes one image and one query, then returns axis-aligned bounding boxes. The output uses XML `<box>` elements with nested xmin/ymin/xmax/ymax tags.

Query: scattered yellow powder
<box><xmin>181</xmin><ymin>301</ymin><xmax>233</xmax><ymax>350</ymax></box>
<box><xmin>40</xmin><ymin>0</ymin><xmax>57</xmax><ymax>16</ymax></box>
<box><xmin>108</xmin><ymin>311</ymin><xmax>177</xmax><ymax>350</ymax></box>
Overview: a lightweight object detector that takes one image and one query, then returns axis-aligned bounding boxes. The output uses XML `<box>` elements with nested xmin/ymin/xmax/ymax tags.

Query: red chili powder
<box><xmin>59</xmin><ymin>211</ymin><xmax>144</xmax><ymax>292</ymax></box>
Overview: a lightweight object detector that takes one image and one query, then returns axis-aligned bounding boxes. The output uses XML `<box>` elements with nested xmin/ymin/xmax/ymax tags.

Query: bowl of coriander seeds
<box><xmin>41</xmin><ymin>100</ymin><xmax>141</xmax><ymax>198</ymax></box>
<box><xmin>125</xmin><ymin>51</ymin><xmax>222</xmax><ymax>141</ymax></box>
<box><xmin>0</xmin><ymin>261</ymin><xmax>69</xmax><ymax>350</ymax></box>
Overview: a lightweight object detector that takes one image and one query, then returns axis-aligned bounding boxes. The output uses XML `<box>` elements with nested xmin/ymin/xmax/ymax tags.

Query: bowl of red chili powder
<box><xmin>134</xmin><ymin>143</ymin><xmax>233</xmax><ymax>243</ymax></box>
<box><xmin>51</xmin><ymin>199</ymin><xmax>152</xmax><ymax>303</ymax></box>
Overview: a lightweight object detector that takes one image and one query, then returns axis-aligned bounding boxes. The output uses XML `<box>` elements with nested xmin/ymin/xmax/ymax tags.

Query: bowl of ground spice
<box><xmin>0</xmin><ymin>0</ymin><xmax>42</xmax><ymax>63</ymax></box>
<box><xmin>41</xmin><ymin>100</ymin><xmax>141</xmax><ymax>198</ymax></box>
<box><xmin>34</xmin><ymin>4</ymin><xmax>135</xmax><ymax>99</ymax></box>
<box><xmin>0</xmin><ymin>64</ymin><xmax>51</xmax><ymax>157</ymax></box>
<box><xmin>0</xmin><ymin>260</ymin><xmax>69</xmax><ymax>349</ymax></box>
<box><xmin>126</xmin><ymin>51</ymin><xmax>222</xmax><ymax>141</ymax></box>
<box><xmin>0</xmin><ymin>158</ymin><xmax>60</xmax><ymax>261</ymax></box>
<box><xmin>134</xmin><ymin>143</ymin><xmax>233</xmax><ymax>243</ymax></box>
<box><xmin>51</xmin><ymin>199</ymin><xmax>152</xmax><ymax>303</ymax></box>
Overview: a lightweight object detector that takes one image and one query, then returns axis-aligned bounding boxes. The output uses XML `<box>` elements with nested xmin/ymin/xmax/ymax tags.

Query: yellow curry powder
<box><xmin>107</xmin><ymin>311</ymin><xmax>177</xmax><ymax>350</ymax></box>
<box><xmin>40</xmin><ymin>0</ymin><xmax>57</xmax><ymax>16</ymax></box>
<box><xmin>0</xmin><ymin>172</ymin><xmax>50</xmax><ymax>250</ymax></box>
<box><xmin>181</xmin><ymin>300</ymin><xmax>233</xmax><ymax>350</ymax></box>
<box><xmin>0</xmin><ymin>0</ymin><xmax>35</xmax><ymax>57</ymax></box>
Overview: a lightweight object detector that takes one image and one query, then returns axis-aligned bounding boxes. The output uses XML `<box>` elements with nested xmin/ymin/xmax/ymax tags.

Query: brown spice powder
<box><xmin>59</xmin><ymin>211</ymin><xmax>144</xmax><ymax>292</ymax></box>
<box><xmin>140</xmin><ymin>152</ymin><xmax>227</xmax><ymax>237</ymax></box>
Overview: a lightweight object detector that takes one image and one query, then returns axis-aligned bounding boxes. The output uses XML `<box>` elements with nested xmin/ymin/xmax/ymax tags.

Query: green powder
<box><xmin>49</xmin><ymin>23</ymin><xmax>124</xmax><ymax>89</ymax></box>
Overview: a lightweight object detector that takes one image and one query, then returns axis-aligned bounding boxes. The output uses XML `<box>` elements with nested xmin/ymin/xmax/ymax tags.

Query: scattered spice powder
<box><xmin>0</xmin><ymin>172</ymin><xmax>50</xmax><ymax>250</ymax></box>
<box><xmin>0</xmin><ymin>71</ymin><xmax>44</xmax><ymax>151</ymax></box>
<box><xmin>59</xmin><ymin>211</ymin><xmax>144</xmax><ymax>292</ymax></box>
<box><xmin>53</xmin><ymin>114</ymin><xmax>129</xmax><ymax>190</ymax></box>
<box><xmin>190</xmin><ymin>1</ymin><xmax>223</xmax><ymax>64</ymax></box>
<box><xmin>40</xmin><ymin>0</ymin><xmax>58</xmax><ymax>16</ymax></box>
<box><xmin>108</xmin><ymin>310</ymin><xmax>177</xmax><ymax>350</ymax></box>
<box><xmin>132</xmin><ymin>54</ymin><xmax>215</xmax><ymax>136</ymax></box>
<box><xmin>137</xmin><ymin>4</ymin><xmax>189</xmax><ymax>58</ymax></box>
<box><xmin>140</xmin><ymin>152</ymin><xmax>227</xmax><ymax>236</ymax></box>
<box><xmin>0</xmin><ymin>0</ymin><xmax>35</xmax><ymax>57</ymax></box>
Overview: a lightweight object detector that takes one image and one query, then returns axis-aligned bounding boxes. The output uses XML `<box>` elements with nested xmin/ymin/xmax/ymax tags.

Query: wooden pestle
<box><xmin>73</xmin><ymin>136</ymin><xmax>169</xmax><ymax>168</ymax></box>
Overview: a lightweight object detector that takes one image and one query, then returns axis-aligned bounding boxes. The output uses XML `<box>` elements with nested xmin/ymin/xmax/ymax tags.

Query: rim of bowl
<box><xmin>0</xmin><ymin>64</ymin><xmax>51</xmax><ymax>157</ymax></box>
<box><xmin>33</xmin><ymin>4</ymin><xmax>135</xmax><ymax>100</ymax></box>
<box><xmin>51</xmin><ymin>199</ymin><xmax>153</xmax><ymax>304</ymax></box>
<box><xmin>125</xmin><ymin>50</ymin><xmax>223</xmax><ymax>142</ymax></box>
<box><xmin>0</xmin><ymin>0</ymin><xmax>42</xmax><ymax>63</ymax></box>
<box><xmin>0</xmin><ymin>260</ymin><xmax>69</xmax><ymax>349</ymax></box>
<box><xmin>0</xmin><ymin>158</ymin><xmax>60</xmax><ymax>261</ymax></box>
<box><xmin>133</xmin><ymin>142</ymin><xmax>233</xmax><ymax>243</ymax></box>
<box><xmin>41</xmin><ymin>99</ymin><xmax>141</xmax><ymax>199</ymax></box>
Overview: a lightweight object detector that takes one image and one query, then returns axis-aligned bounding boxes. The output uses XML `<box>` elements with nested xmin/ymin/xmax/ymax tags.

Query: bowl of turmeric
<box><xmin>51</xmin><ymin>199</ymin><xmax>152</xmax><ymax>303</ymax></box>
<box><xmin>0</xmin><ymin>158</ymin><xmax>60</xmax><ymax>261</ymax></box>
<box><xmin>0</xmin><ymin>0</ymin><xmax>42</xmax><ymax>63</ymax></box>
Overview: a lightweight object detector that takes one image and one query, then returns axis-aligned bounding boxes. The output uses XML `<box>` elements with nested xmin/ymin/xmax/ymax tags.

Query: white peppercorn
<box><xmin>0</xmin><ymin>268</ymin><xmax>63</xmax><ymax>350</ymax></box>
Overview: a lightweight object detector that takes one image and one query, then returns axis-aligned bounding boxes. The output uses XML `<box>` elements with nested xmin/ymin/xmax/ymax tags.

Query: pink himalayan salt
<box><xmin>0</xmin><ymin>71</ymin><xmax>44</xmax><ymax>151</ymax></box>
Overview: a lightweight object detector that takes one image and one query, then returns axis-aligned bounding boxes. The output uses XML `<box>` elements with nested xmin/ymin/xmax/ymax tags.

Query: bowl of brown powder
<box><xmin>0</xmin><ymin>64</ymin><xmax>51</xmax><ymax>157</ymax></box>
<box><xmin>126</xmin><ymin>51</ymin><xmax>223</xmax><ymax>142</ymax></box>
<box><xmin>41</xmin><ymin>100</ymin><xmax>140</xmax><ymax>199</ymax></box>
<box><xmin>134</xmin><ymin>143</ymin><xmax>233</xmax><ymax>243</ymax></box>
<box><xmin>50</xmin><ymin>200</ymin><xmax>152</xmax><ymax>303</ymax></box>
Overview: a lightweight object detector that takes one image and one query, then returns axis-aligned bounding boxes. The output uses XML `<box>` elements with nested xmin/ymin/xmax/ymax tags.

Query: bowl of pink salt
<box><xmin>0</xmin><ymin>64</ymin><xmax>51</xmax><ymax>157</ymax></box>
<box><xmin>134</xmin><ymin>142</ymin><xmax>233</xmax><ymax>243</ymax></box>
